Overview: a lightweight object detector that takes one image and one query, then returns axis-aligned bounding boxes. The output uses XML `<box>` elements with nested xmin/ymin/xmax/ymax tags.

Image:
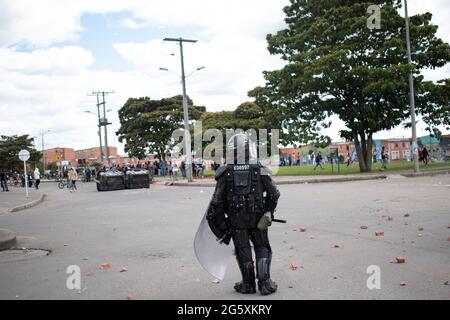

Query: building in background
<box><xmin>419</xmin><ymin>135</ymin><xmax>441</xmax><ymax>160</ymax></box>
<box><xmin>75</xmin><ymin>147</ymin><xmax>118</xmax><ymax>166</ymax></box>
<box><xmin>329</xmin><ymin>142</ymin><xmax>355</xmax><ymax>158</ymax></box>
<box><xmin>387</xmin><ymin>138</ymin><xmax>412</xmax><ymax>161</ymax></box>
<box><xmin>438</xmin><ymin>134</ymin><xmax>450</xmax><ymax>161</ymax></box>
<box><xmin>43</xmin><ymin>147</ymin><xmax>76</xmax><ymax>167</ymax></box>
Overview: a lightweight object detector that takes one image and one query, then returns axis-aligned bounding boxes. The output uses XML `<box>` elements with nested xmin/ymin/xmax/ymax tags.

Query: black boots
<box><xmin>234</xmin><ymin>261</ymin><xmax>256</xmax><ymax>294</ymax></box>
<box><xmin>234</xmin><ymin>257</ymin><xmax>277</xmax><ymax>295</ymax></box>
<box><xmin>256</xmin><ymin>255</ymin><xmax>278</xmax><ymax>295</ymax></box>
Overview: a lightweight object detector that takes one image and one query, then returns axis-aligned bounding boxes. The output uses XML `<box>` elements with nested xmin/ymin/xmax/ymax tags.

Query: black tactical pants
<box><xmin>231</xmin><ymin>228</ymin><xmax>271</xmax><ymax>264</ymax></box>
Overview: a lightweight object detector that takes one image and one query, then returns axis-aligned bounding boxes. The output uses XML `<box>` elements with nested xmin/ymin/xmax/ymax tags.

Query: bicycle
<box><xmin>58</xmin><ymin>178</ymin><xmax>73</xmax><ymax>189</ymax></box>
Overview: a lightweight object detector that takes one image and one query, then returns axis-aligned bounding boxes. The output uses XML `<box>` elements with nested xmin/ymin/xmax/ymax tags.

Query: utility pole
<box><xmin>39</xmin><ymin>130</ymin><xmax>51</xmax><ymax>172</ymax></box>
<box><xmin>404</xmin><ymin>0</ymin><xmax>420</xmax><ymax>174</ymax></box>
<box><xmin>89</xmin><ymin>91</ymin><xmax>114</xmax><ymax>165</ymax></box>
<box><xmin>163</xmin><ymin>37</ymin><xmax>197</xmax><ymax>182</ymax></box>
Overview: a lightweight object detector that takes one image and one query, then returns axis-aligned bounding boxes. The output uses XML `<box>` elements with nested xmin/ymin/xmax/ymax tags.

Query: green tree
<box><xmin>197</xmin><ymin>101</ymin><xmax>277</xmax><ymax>159</ymax></box>
<box><xmin>200</xmin><ymin>101</ymin><xmax>268</xmax><ymax>132</ymax></box>
<box><xmin>46</xmin><ymin>162</ymin><xmax>58</xmax><ymax>172</ymax></box>
<box><xmin>251</xmin><ymin>0</ymin><xmax>450</xmax><ymax>172</ymax></box>
<box><xmin>116</xmin><ymin>95</ymin><xmax>205</xmax><ymax>160</ymax></box>
<box><xmin>0</xmin><ymin>135</ymin><xmax>41</xmax><ymax>172</ymax></box>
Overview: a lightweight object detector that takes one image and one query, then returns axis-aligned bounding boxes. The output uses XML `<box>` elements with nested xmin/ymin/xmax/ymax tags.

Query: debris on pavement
<box><xmin>395</xmin><ymin>256</ymin><xmax>406</xmax><ymax>264</ymax></box>
<box><xmin>99</xmin><ymin>262</ymin><xmax>111</xmax><ymax>270</ymax></box>
<box><xmin>86</xmin><ymin>270</ymin><xmax>96</xmax><ymax>276</ymax></box>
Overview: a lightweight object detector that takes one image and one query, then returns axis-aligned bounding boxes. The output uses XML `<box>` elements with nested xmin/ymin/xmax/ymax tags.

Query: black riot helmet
<box><xmin>226</xmin><ymin>133</ymin><xmax>257</xmax><ymax>164</ymax></box>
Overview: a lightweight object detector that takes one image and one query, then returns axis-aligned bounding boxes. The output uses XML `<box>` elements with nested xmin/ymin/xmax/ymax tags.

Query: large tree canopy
<box><xmin>0</xmin><ymin>135</ymin><xmax>41</xmax><ymax>172</ymax></box>
<box><xmin>250</xmin><ymin>0</ymin><xmax>450</xmax><ymax>172</ymax></box>
<box><xmin>200</xmin><ymin>101</ymin><xmax>268</xmax><ymax>132</ymax></box>
<box><xmin>116</xmin><ymin>95</ymin><xmax>205</xmax><ymax>160</ymax></box>
<box><xmin>198</xmin><ymin>101</ymin><xmax>277</xmax><ymax>159</ymax></box>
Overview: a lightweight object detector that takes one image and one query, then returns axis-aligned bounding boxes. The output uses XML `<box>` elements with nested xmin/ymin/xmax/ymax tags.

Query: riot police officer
<box><xmin>206</xmin><ymin>133</ymin><xmax>280</xmax><ymax>295</ymax></box>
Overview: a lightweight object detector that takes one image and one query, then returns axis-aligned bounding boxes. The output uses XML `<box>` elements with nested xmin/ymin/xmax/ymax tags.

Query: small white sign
<box><xmin>18</xmin><ymin>149</ymin><xmax>30</xmax><ymax>161</ymax></box>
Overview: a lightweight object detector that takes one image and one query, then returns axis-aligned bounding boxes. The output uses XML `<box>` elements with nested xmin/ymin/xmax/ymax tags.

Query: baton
<box><xmin>273</xmin><ymin>218</ymin><xmax>287</xmax><ymax>223</ymax></box>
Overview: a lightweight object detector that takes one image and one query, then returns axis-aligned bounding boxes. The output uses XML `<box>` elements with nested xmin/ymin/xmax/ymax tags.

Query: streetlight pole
<box><xmin>163</xmin><ymin>37</ymin><xmax>197</xmax><ymax>182</ymax></box>
<box><xmin>102</xmin><ymin>92</ymin><xmax>110</xmax><ymax>165</ymax></box>
<box><xmin>96</xmin><ymin>95</ymin><xmax>104</xmax><ymax>163</ymax></box>
<box><xmin>39</xmin><ymin>130</ymin><xmax>51</xmax><ymax>172</ymax></box>
<box><xmin>404</xmin><ymin>0</ymin><xmax>420</xmax><ymax>173</ymax></box>
<box><xmin>88</xmin><ymin>91</ymin><xmax>114</xmax><ymax>165</ymax></box>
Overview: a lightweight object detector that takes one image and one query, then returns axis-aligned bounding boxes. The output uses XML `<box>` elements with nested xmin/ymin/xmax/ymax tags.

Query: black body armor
<box><xmin>206</xmin><ymin>162</ymin><xmax>280</xmax><ymax>295</ymax></box>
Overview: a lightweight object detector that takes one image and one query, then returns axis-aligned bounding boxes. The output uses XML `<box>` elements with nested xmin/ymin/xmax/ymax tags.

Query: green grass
<box><xmin>204</xmin><ymin>161</ymin><xmax>450</xmax><ymax>177</ymax></box>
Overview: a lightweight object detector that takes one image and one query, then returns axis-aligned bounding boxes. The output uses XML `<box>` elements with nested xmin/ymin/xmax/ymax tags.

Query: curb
<box><xmin>275</xmin><ymin>175</ymin><xmax>387</xmax><ymax>185</ymax></box>
<box><xmin>401</xmin><ymin>170</ymin><xmax>450</xmax><ymax>178</ymax></box>
<box><xmin>169</xmin><ymin>175</ymin><xmax>387</xmax><ymax>187</ymax></box>
<box><xmin>0</xmin><ymin>229</ymin><xmax>17</xmax><ymax>250</ymax></box>
<box><xmin>8</xmin><ymin>193</ymin><xmax>46</xmax><ymax>213</ymax></box>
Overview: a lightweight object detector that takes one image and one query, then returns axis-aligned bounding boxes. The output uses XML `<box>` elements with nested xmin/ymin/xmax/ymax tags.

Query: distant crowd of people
<box><xmin>95</xmin><ymin>158</ymin><xmax>215</xmax><ymax>180</ymax></box>
<box><xmin>0</xmin><ymin>168</ymin><xmax>42</xmax><ymax>192</ymax></box>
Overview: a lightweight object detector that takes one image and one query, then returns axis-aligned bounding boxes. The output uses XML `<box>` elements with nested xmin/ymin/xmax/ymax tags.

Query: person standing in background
<box><xmin>0</xmin><ymin>170</ymin><xmax>9</xmax><ymax>192</ymax></box>
<box><xmin>34</xmin><ymin>167</ymin><xmax>41</xmax><ymax>190</ymax></box>
<box><xmin>313</xmin><ymin>151</ymin><xmax>324</xmax><ymax>170</ymax></box>
<box><xmin>380</xmin><ymin>146</ymin><xmax>388</xmax><ymax>170</ymax></box>
<box><xmin>69</xmin><ymin>168</ymin><xmax>78</xmax><ymax>192</ymax></box>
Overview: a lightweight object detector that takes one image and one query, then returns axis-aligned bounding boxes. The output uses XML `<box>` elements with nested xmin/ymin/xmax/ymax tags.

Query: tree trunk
<box><xmin>365</xmin><ymin>134</ymin><xmax>373</xmax><ymax>171</ymax></box>
<box><xmin>353</xmin><ymin>131</ymin><xmax>373</xmax><ymax>173</ymax></box>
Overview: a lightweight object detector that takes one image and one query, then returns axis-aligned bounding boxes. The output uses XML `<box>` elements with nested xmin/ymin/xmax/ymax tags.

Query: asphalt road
<box><xmin>0</xmin><ymin>175</ymin><xmax>449</xmax><ymax>300</ymax></box>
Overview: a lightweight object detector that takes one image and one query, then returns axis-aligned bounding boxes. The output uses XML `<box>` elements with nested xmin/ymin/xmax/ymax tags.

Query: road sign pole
<box><xmin>23</xmin><ymin>160</ymin><xmax>29</xmax><ymax>198</ymax></box>
<box><xmin>19</xmin><ymin>149</ymin><xmax>31</xmax><ymax>198</ymax></box>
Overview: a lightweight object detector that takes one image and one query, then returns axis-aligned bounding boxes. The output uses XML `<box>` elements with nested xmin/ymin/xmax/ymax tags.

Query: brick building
<box><xmin>388</xmin><ymin>138</ymin><xmax>412</xmax><ymax>161</ymax></box>
<box><xmin>43</xmin><ymin>147</ymin><xmax>77</xmax><ymax>167</ymax></box>
<box><xmin>75</xmin><ymin>147</ymin><xmax>118</xmax><ymax>165</ymax></box>
<box><xmin>329</xmin><ymin>142</ymin><xmax>355</xmax><ymax>157</ymax></box>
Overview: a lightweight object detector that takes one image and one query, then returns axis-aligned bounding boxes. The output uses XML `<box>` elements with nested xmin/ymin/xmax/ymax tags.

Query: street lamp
<box><xmin>186</xmin><ymin>66</ymin><xmax>206</xmax><ymax>77</ymax></box>
<box><xmin>404</xmin><ymin>0</ymin><xmax>420</xmax><ymax>173</ymax></box>
<box><xmin>159</xmin><ymin>62</ymin><xmax>205</xmax><ymax>182</ymax></box>
<box><xmin>39</xmin><ymin>130</ymin><xmax>51</xmax><ymax>173</ymax></box>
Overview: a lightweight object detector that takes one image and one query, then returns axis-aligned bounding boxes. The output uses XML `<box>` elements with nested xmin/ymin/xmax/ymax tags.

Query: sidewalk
<box><xmin>0</xmin><ymin>186</ymin><xmax>45</xmax><ymax>214</ymax></box>
<box><xmin>156</xmin><ymin>173</ymin><xmax>388</xmax><ymax>187</ymax></box>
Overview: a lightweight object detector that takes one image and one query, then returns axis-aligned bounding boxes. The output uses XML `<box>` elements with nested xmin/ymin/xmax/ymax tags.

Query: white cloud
<box><xmin>112</xmin><ymin>33</ymin><xmax>286</xmax><ymax>110</ymax></box>
<box><xmin>121</xmin><ymin>18</ymin><xmax>140</xmax><ymax>29</ymax></box>
<box><xmin>0</xmin><ymin>46</ymin><xmax>94</xmax><ymax>75</ymax></box>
